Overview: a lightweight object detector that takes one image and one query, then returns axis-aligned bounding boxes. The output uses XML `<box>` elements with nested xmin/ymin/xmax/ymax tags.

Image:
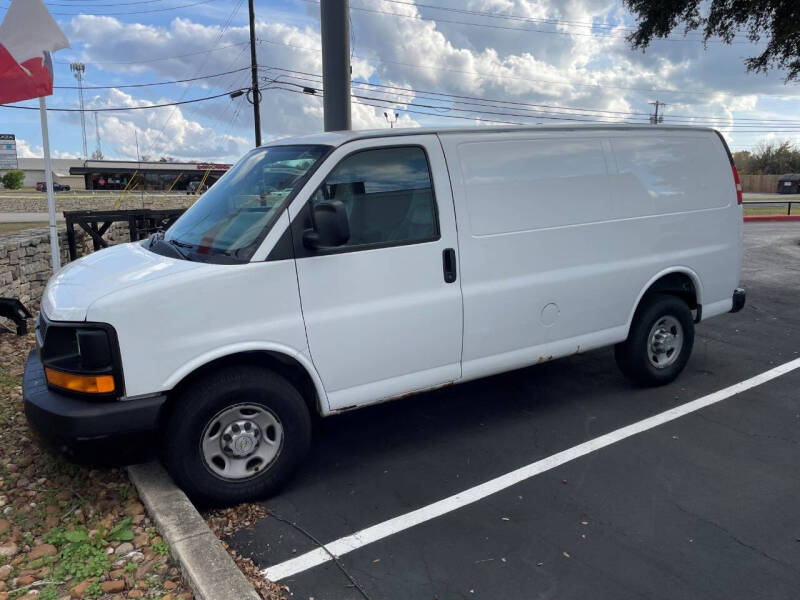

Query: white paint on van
<box><xmin>41</xmin><ymin>125</ymin><xmax>743</xmax><ymax>414</ymax></box>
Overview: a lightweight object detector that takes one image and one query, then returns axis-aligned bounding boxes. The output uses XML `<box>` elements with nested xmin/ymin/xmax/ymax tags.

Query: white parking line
<box><xmin>263</xmin><ymin>357</ymin><xmax>800</xmax><ymax>582</ymax></box>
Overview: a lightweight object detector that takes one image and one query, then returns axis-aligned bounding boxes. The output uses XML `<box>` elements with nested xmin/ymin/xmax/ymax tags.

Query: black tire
<box><xmin>163</xmin><ymin>365</ymin><xmax>311</xmax><ymax>506</ymax></box>
<box><xmin>615</xmin><ymin>294</ymin><xmax>695</xmax><ymax>387</ymax></box>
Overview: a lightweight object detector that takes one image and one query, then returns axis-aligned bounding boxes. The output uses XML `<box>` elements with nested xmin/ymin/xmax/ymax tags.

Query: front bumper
<box><xmin>730</xmin><ymin>287</ymin><xmax>746</xmax><ymax>313</ymax></box>
<box><xmin>23</xmin><ymin>349</ymin><xmax>165</xmax><ymax>454</ymax></box>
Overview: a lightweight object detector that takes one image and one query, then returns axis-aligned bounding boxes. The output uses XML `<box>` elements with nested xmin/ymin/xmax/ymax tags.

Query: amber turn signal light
<box><xmin>45</xmin><ymin>367</ymin><xmax>115</xmax><ymax>394</ymax></box>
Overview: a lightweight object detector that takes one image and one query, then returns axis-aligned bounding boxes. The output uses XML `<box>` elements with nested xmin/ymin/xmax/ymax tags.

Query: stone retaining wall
<box><xmin>0</xmin><ymin>225</ymin><xmax>130</xmax><ymax>309</ymax></box>
<box><xmin>0</xmin><ymin>194</ymin><xmax>195</xmax><ymax>213</ymax></box>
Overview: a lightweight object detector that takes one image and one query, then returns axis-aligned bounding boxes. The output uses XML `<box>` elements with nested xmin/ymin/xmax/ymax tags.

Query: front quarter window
<box><xmin>163</xmin><ymin>144</ymin><xmax>329</xmax><ymax>262</ymax></box>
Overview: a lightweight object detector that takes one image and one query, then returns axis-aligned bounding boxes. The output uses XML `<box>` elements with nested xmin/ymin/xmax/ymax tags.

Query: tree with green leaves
<box><xmin>625</xmin><ymin>0</ymin><xmax>800</xmax><ymax>80</ymax></box>
<box><xmin>1</xmin><ymin>169</ymin><xmax>24</xmax><ymax>190</ymax></box>
<box><xmin>747</xmin><ymin>140</ymin><xmax>800</xmax><ymax>173</ymax></box>
<box><xmin>731</xmin><ymin>150</ymin><xmax>752</xmax><ymax>174</ymax></box>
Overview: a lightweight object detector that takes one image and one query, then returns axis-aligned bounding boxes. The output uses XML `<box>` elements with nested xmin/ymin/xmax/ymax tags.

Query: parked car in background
<box><xmin>187</xmin><ymin>181</ymin><xmax>209</xmax><ymax>195</ymax></box>
<box><xmin>35</xmin><ymin>181</ymin><xmax>71</xmax><ymax>192</ymax></box>
<box><xmin>777</xmin><ymin>174</ymin><xmax>800</xmax><ymax>194</ymax></box>
<box><xmin>24</xmin><ymin>125</ymin><xmax>745</xmax><ymax>505</ymax></box>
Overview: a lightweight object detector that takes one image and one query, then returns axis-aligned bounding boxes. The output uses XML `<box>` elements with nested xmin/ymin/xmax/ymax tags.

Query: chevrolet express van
<box><xmin>23</xmin><ymin>125</ymin><xmax>745</xmax><ymax>504</ymax></box>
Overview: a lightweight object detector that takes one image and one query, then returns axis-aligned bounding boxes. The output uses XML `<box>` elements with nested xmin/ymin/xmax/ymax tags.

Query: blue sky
<box><xmin>1</xmin><ymin>0</ymin><xmax>799</xmax><ymax>162</ymax></box>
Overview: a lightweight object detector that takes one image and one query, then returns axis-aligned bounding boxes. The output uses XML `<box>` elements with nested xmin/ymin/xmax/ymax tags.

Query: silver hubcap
<box><xmin>647</xmin><ymin>315</ymin><xmax>683</xmax><ymax>369</ymax></box>
<box><xmin>200</xmin><ymin>403</ymin><xmax>283</xmax><ymax>481</ymax></box>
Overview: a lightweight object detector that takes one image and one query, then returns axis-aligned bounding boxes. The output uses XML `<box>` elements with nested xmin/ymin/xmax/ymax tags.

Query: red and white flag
<box><xmin>0</xmin><ymin>0</ymin><xmax>69</xmax><ymax>104</ymax></box>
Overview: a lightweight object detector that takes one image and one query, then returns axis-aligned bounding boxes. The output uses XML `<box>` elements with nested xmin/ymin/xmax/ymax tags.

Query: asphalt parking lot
<box><xmin>230</xmin><ymin>222</ymin><xmax>800</xmax><ymax>600</ymax></box>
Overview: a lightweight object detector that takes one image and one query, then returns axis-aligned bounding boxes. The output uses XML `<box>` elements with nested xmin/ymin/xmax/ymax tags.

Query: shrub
<box><xmin>1</xmin><ymin>169</ymin><xmax>24</xmax><ymax>189</ymax></box>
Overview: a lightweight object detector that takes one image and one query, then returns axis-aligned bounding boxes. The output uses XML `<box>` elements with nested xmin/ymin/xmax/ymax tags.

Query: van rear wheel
<box><xmin>615</xmin><ymin>294</ymin><xmax>694</xmax><ymax>386</ymax></box>
<box><xmin>163</xmin><ymin>365</ymin><xmax>311</xmax><ymax>506</ymax></box>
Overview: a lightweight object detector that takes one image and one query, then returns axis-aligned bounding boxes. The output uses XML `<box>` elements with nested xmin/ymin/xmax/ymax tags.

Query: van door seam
<box><xmin>437</xmin><ymin>133</ymin><xmax>466</xmax><ymax>377</ymax></box>
<box><xmin>287</xmin><ymin>207</ymin><xmax>330</xmax><ymax>413</ymax></box>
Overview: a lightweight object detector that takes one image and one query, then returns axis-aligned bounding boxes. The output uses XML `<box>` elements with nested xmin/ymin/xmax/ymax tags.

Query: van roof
<box><xmin>268</xmin><ymin>124</ymin><xmax>719</xmax><ymax>148</ymax></box>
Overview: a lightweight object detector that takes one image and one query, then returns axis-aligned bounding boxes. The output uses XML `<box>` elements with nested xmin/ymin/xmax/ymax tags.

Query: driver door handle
<box><xmin>442</xmin><ymin>248</ymin><xmax>457</xmax><ymax>283</ymax></box>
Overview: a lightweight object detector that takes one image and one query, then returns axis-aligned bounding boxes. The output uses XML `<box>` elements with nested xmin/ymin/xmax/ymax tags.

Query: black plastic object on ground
<box><xmin>0</xmin><ymin>298</ymin><xmax>32</xmax><ymax>335</ymax></box>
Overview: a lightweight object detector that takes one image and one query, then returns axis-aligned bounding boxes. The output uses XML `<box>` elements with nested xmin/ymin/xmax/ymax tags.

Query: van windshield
<box><xmin>163</xmin><ymin>144</ymin><xmax>329</xmax><ymax>262</ymax></box>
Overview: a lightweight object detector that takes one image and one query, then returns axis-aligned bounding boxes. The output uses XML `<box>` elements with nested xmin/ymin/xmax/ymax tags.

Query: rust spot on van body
<box><xmin>332</xmin><ymin>381</ymin><xmax>455</xmax><ymax>413</ymax></box>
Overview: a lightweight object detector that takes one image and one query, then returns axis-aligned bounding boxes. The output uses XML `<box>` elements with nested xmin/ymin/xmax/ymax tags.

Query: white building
<box><xmin>0</xmin><ymin>158</ymin><xmax>86</xmax><ymax>190</ymax></box>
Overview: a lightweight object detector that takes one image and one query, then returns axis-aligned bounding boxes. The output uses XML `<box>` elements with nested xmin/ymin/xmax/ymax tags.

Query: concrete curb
<box><xmin>128</xmin><ymin>462</ymin><xmax>261</xmax><ymax>600</ymax></box>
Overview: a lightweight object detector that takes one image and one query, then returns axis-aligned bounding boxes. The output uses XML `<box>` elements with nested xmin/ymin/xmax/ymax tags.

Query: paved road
<box><xmin>230</xmin><ymin>223</ymin><xmax>800</xmax><ymax>600</ymax></box>
<box><xmin>0</xmin><ymin>212</ymin><xmax>64</xmax><ymax>223</ymax></box>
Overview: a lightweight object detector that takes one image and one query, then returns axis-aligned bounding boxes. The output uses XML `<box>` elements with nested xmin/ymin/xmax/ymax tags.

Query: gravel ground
<box><xmin>0</xmin><ymin>317</ymin><xmax>194</xmax><ymax>600</ymax></box>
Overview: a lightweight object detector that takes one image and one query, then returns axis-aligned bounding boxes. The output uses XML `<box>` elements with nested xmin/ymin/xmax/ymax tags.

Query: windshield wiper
<box><xmin>167</xmin><ymin>238</ymin><xmax>193</xmax><ymax>260</ymax></box>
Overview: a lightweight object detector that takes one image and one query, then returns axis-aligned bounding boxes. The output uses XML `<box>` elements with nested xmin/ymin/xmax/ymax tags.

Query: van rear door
<box><xmin>289</xmin><ymin>135</ymin><xmax>463</xmax><ymax>411</ymax></box>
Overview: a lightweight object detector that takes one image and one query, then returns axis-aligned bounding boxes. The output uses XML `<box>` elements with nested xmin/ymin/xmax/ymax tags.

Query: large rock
<box><xmin>27</xmin><ymin>543</ymin><xmax>57</xmax><ymax>561</ymax></box>
<box><xmin>114</xmin><ymin>542</ymin><xmax>134</xmax><ymax>556</ymax></box>
<box><xmin>101</xmin><ymin>580</ymin><xmax>125</xmax><ymax>594</ymax></box>
<box><xmin>70</xmin><ymin>579</ymin><xmax>92</xmax><ymax>599</ymax></box>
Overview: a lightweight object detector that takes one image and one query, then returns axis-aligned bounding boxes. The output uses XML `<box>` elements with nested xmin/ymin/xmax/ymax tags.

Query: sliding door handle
<box><xmin>442</xmin><ymin>248</ymin><xmax>457</xmax><ymax>283</ymax></box>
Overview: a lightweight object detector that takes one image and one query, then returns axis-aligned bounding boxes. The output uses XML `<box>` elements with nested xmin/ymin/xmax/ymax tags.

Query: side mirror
<box><xmin>303</xmin><ymin>200</ymin><xmax>350</xmax><ymax>249</ymax></box>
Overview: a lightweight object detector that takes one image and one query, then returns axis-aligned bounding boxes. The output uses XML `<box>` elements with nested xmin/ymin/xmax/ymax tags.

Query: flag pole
<box><xmin>38</xmin><ymin>95</ymin><xmax>61</xmax><ymax>271</ymax></box>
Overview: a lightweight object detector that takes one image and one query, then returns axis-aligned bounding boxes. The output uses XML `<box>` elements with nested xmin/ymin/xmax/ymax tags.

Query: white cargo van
<box><xmin>24</xmin><ymin>125</ymin><xmax>745</xmax><ymax>504</ymax></box>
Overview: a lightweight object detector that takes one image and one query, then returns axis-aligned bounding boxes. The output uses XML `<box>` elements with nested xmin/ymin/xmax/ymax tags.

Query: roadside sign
<box><xmin>0</xmin><ymin>133</ymin><xmax>17</xmax><ymax>169</ymax></box>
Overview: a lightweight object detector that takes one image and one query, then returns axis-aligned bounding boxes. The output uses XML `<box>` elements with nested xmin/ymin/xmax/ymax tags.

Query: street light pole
<box><xmin>384</xmin><ymin>111</ymin><xmax>399</xmax><ymax>128</ymax></box>
<box><xmin>320</xmin><ymin>0</ymin><xmax>351</xmax><ymax>131</ymax></box>
<box><xmin>248</xmin><ymin>0</ymin><xmax>262</xmax><ymax>146</ymax></box>
<box><xmin>69</xmin><ymin>62</ymin><xmax>88</xmax><ymax>159</ymax></box>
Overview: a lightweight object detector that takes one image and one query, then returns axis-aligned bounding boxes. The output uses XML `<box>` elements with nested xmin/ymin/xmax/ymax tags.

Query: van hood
<box><xmin>42</xmin><ymin>242</ymin><xmax>205</xmax><ymax>321</ymax></box>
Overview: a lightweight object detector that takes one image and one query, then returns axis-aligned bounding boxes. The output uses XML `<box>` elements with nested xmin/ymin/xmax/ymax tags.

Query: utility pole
<box><xmin>320</xmin><ymin>0</ymin><xmax>351</xmax><ymax>131</ymax></box>
<box><xmin>248</xmin><ymin>0</ymin><xmax>262</xmax><ymax>146</ymax></box>
<box><xmin>93</xmin><ymin>111</ymin><xmax>102</xmax><ymax>159</ymax></box>
<box><xmin>70</xmin><ymin>62</ymin><xmax>88</xmax><ymax>158</ymax></box>
<box><xmin>384</xmin><ymin>111</ymin><xmax>398</xmax><ymax>128</ymax></box>
<box><xmin>649</xmin><ymin>100</ymin><xmax>666</xmax><ymax>124</ymax></box>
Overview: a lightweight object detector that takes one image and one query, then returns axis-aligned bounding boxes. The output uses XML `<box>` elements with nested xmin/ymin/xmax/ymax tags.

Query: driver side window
<box><xmin>310</xmin><ymin>146</ymin><xmax>439</xmax><ymax>249</ymax></box>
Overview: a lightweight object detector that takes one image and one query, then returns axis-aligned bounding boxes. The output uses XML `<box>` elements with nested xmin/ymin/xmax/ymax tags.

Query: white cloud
<box><xmin>48</xmin><ymin>0</ymin><xmax>800</xmax><ymax>160</ymax></box>
<box><xmin>15</xmin><ymin>139</ymin><xmax>43</xmax><ymax>158</ymax></box>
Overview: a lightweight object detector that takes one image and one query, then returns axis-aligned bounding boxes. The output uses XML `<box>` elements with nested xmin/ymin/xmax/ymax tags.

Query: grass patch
<box><xmin>744</xmin><ymin>205</ymin><xmax>797</xmax><ymax>216</ymax></box>
<box><xmin>0</xmin><ymin>221</ymin><xmax>47</xmax><ymax>235</ymax></box>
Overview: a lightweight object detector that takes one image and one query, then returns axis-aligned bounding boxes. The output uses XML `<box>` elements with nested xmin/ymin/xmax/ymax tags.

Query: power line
<box><xmin>143</xmin><ymin>0</ymin><xmax>244</xmax><ymax>156</ymax></box>
<box><xmin>255</xmin><ymin>37</ymin><xmax>783</xmax><ymax>99</ymax></box>
<box><xmin>0</xmin><ymin>0</ymin><xmax>218</xmax><ymax>16</ymax></box>
<box><xmin>300</xmin><ymin>0</ymin><xmax>747</xmax><ymax>44</ymax></box>
<box><xmin>34</xmin><ymin>51</ymin><xmax>800</xmax><ymax>128</ymax></box>
<box><xmin>55</xmin><ymin>42</ymin><xmax>249</xmax><ymax>66</ymax></box>
<box><xmin>257</xmin><ymin>65</ymin><xmax>800</xmax><ymax>126</ymax></box>
<box><xmin>47</xmin><ymin>32</ymin><xmax>794</xmax><ymax>101</ymax></box>
<box><xmin>53</xmin><ymin>66</ymin><xmax>251</xmax><ymax>89</ymax></box>
<box><xmin>0</xmin><ymin>90</ymin><xmax>237</xmax><ymax>112</ymax></box>
<box><xmin>45</xmin><ymin>0</ymin><xmax>169</xmax><ymax>6</ymax></box>
<box><xmin>265</xmin><ymin>80</ymin><xmax>800</xmax><ymax>132</ymax></box>
<box><xmin>380</xmin><ymin>0</ymin><xmax>639</xmax><ymax>31</ymax></box>
<box><xmin>3</xmin><ymin>82</ymin><xmax>798</xmax><ymax>134</ymax></box>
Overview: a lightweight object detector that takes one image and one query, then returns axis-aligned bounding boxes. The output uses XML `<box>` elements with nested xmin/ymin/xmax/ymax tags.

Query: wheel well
<box><xmin>161</xmin><ymin>351</ymin><xmax>321</xmax><ymax>428</ymax></box>
<box><xmin>641</xmin><ymin>272</ymin><xmax>698</xmax><ymax>310</ymax></box>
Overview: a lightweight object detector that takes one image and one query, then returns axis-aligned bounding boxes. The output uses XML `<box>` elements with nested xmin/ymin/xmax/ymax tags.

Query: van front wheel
<box><xmin>163</xmin><ymin>365</ymin><xmax>311</xmax><ymax>505</ymax></box>
<box><xmin>615</xmin><ymin>294</ymin><xmax>694</xmax><ymax>386</ymax></box>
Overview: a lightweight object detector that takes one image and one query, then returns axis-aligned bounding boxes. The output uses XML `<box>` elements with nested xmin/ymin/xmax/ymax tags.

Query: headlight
<box><xmin>39</xmin><ymin>320</ymin><xmax>121</xmax><ymax>396</ymax></box>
